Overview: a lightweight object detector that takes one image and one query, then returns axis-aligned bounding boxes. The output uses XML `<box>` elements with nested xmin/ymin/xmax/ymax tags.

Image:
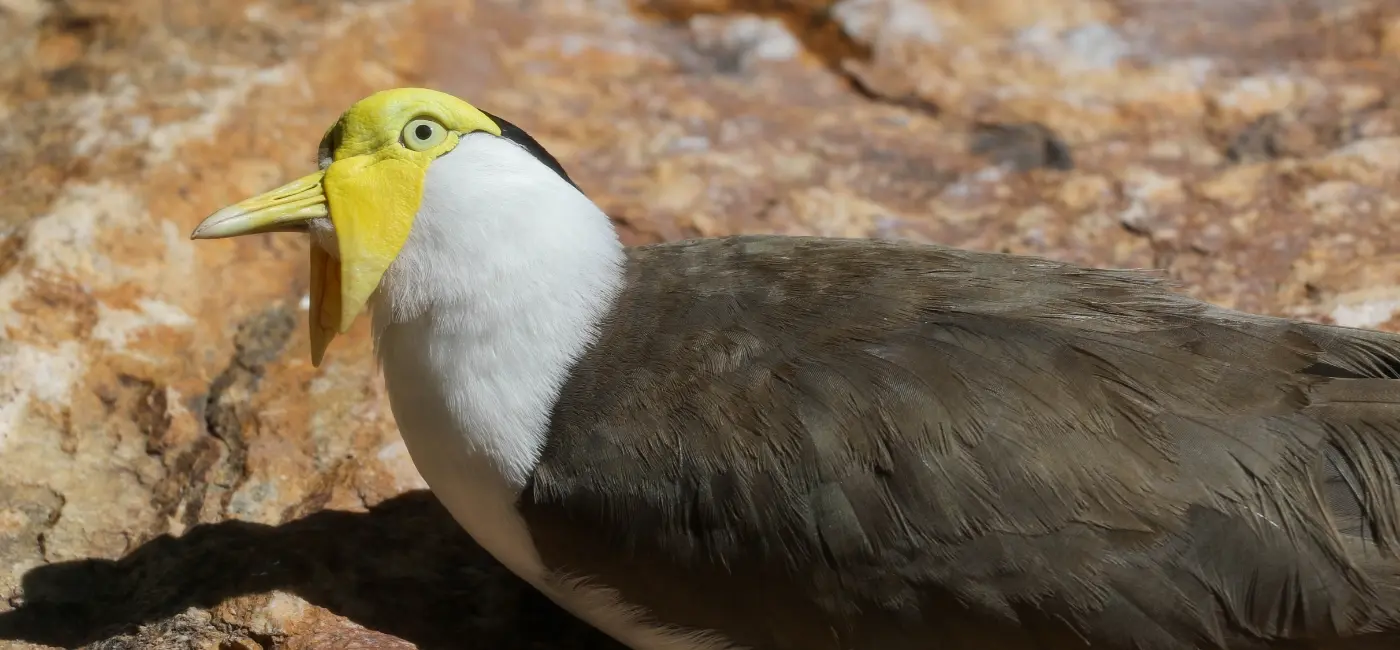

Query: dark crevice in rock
<box><xmin>0</xmin><ymin>485</ymin><xmax>67</xmax><ymax>567</ymax></box>
<box><xmin>209</xmin><ymin>621</ymin><xmax>281</xmax><ymax>650</ymax></box>
<box><xmin>279</xmin><ymin>458</ymin><xmax>360</xmax><ymax>523</ymax></box>
<box><xmin>841</xmin><ymin>66</ymin><xmax>941</xmax><ymax>116</ymax></box>
<box><xmin>241</xmin><ymin>626</ymin><xmax>280</xmax><ymax>648</ymax></box>
<box><xmin>147</xmin><ymin>306</ymin><xmax>294</xmax><ymax>534</ymax></box>
<box><xmin>200</xmin><ymin>306</ymin><xmax>296</xmax><ymax>509</ymax></box>
<box><xmin>1221</xmin><ymin>113</ymin><xmax>1343</xmax><ymax>164</ymax></box>
<box><xmin>635</xmin><ymin>0</ymin><xmax>896</xmax><ymax>102</ymax></box>
<box><xmin>1223</xmin><ymin>115</ymin><xmax>1288</xmax><ymax>163</ymax></box>
<box><xmin>1118</xmin><ymin>219</ymin><xmax>1209</xmax><ymax>272</ymax></box>
<box><xmin>1120</xmin><ymin>219</ymin><xmax>1155</xmax><ymax>241</ymax></box>
<box><xmin>1209</xmin><ymin>102</ymin><xmax>1389</xmax><ymax>165</ymax></box>
<box><xmin>142</xmin><ymin>382</ymin><xmax>217</xmax><ymax>533</ymax></box>
<box><xmin>128</xmin><ymin>376</ymin><xmax>171</xmax><ymax>452</ymax></box>
<box><xmin>161</xmin><ymin>439</ymin><xmax>224</xmax><ymax>532</ymax></box>
<box><xmin>971</xmin><ymin>122</ymin><xmax>1075</xmax><ymax>172</ymax></box>
<box><xmin>13</xmin><ymin>275</ymin><xmax>99</xmax><ymax>342</ymax></box>
<box><xmin>639</xmin><ymin>0</ymin><xmax>871</xmax><ymax>67</ymax></box>
<box><xmin>42</xmin><ymin>491</ymin><xmax>66</xmax><ymax>535</ymax></box>
<box><xmin>34</xmin><ymin>0</ymin><xmax>119</xmax><ymax>95</ymax></box>
<box><xmin>0</xmin><ymin>230</ymin><xmax>25</xmax><ymax>278</ymax></box>
<box><xmin>43</xmin><ymin>65</ymin><xmax>96</xmax><ymax>93</ymax></box>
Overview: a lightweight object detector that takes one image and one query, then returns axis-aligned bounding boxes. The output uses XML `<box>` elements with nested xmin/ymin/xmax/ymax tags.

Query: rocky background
<box><xmin>0</xmin><ymin>0</ymin><xmax>1398</xmax><ymax>647</ymax></box>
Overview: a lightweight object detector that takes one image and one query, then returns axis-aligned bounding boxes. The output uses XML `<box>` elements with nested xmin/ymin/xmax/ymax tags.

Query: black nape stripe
<box><xmin>481</xmin><ymin>110</ymin><xmax>581</xmax><ymax>192</ymax></box>
<box><xmin>316</xmin><ymin>120</ymin><xmax>344</xmax><ymax>170</ymax></box>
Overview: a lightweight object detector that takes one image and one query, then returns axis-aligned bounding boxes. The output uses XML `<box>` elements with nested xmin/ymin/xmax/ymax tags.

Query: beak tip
<box><xmin>189</xmin><ymin>208</ymin><xmax>239</xmax><ymax>241</ymax></box>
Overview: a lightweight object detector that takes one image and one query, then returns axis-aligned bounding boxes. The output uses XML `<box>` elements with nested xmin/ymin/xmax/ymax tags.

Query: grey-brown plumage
<box><xmin>519</xmin><ymin>235</ymin><xmax>1400</xmax><ymax>650</ymax></box>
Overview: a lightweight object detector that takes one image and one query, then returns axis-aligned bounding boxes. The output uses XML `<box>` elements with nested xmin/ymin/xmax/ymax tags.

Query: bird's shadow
<box><xmin>0</xmin><ymin>490</ymin><xmax>622</xmax><ymax>649</ymax></box>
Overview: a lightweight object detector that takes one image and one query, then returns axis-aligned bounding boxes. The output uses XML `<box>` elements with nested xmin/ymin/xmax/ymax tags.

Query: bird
<box><xmin>191</xmin><ymin>87</ymin><xmax>1400</xmax><ymax>650</ymax></box>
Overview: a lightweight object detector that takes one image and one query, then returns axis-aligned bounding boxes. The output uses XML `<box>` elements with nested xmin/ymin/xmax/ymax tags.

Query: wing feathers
<box><xmin>524</xmin><ymin>236</ymin><xmax>1400</xmax><ymax>649</ymax></box>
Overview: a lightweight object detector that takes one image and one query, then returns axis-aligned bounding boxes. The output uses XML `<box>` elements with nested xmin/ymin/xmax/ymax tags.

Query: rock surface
<box><xmin>0</xmin><ymin>0</ymin><xmax>1398</xmax><ymax>647</ymax></box>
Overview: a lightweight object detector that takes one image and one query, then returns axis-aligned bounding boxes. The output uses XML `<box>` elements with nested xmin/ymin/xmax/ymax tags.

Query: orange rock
<box><xmin>0</xmin><ymin>0</ymin><xmax>1397</xmax><ymax>647</ymax></box>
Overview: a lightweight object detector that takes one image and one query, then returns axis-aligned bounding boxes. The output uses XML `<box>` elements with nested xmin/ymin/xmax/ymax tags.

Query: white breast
<box><xmin>378</xmin><ymin>320</ymin><xmax>744</xmax><ymax>650</ymax></box>
<box><xmin>366</xmin><ymin>134</ymin><xmax>745</xmax><ymax>650</ymax></box>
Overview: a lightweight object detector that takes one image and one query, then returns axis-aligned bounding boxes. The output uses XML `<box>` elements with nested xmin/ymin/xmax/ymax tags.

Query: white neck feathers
<box><xmin>368</xmin><ymin>132</ymin><xmax>624</xmax><ymax>489</ymax></box>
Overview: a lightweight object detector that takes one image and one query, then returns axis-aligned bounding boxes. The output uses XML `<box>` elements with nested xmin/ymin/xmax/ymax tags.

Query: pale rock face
<box><xmin>832</xmin><ymin>0</ymin><xmax>946</xmax><ymax>45</ymax></box>
<box><xmin>0</xmin><ymin>0</ymin><xmax>1398</xmax><ymax>647</ymax></box>
<box><xmin>687</xmin><ymin>15</ymin><xmax>803</xmax><ymax>70</ymax></box>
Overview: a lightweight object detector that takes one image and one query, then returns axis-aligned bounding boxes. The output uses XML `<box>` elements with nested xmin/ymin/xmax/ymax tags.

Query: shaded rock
<box><xmin>971</xmin><ymin>122</ymin><xmax>1074</xmax><ymax>172</ymax></box>
<box><xmin>1225</xmin><ymin>113</ymin><xmax>1327</xmax><ymax>163</ymax></box>
<box><xmin>685</xmin><ymin>14</ymin><xmax>802</xmax><ymax>74</ymax></box>
<box><xmin>0</xmin><ymin>492</ymin><xmax>619</xmax><ymax>649</ymax></box>
<box><xmin>0</xmin><ymin>0</ymin><xmax>1398</xmax><ymax>648</ymax></box>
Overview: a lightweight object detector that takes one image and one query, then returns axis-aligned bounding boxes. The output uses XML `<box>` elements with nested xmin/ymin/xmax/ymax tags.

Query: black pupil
<box><xmin>414</xmin><ymin>124</ymin><xmax>433</xmax><ymax>141</ymax></box>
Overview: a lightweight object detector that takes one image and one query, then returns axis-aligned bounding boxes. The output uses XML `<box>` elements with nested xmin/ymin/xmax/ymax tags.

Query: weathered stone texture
<box><xmin>0</xmin><ymin>0</ymin><xmax>1397</xmax><ymax>647</ymax></box>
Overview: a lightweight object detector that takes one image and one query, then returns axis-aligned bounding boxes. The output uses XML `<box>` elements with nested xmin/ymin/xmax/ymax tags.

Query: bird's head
<box><xmin>191</xmin><ymin>87</ymin><xmax>602</xmax><ymax>367</ymax></box>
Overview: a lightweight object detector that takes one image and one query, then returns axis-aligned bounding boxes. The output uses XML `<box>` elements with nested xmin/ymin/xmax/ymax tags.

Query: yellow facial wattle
<box><xmin>189</xmin><ymin>87</ymin><xmax>502</xmax><ymax>367</ymax></box>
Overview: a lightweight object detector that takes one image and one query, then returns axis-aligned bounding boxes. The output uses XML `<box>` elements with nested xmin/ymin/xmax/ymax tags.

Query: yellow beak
<box><xmin>191</xmin><ymin>154</ymin><xmax>424</xmax><ymax>367</ymax></box>
<box><xmin>190</xmin><ymin>172</ymin><xmax>329</xmax><ymax>238</ymax></box>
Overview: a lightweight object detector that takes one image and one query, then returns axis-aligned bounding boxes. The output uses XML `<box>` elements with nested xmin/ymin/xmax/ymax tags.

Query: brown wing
<box><xmin>520</xmin><ymin>235</ymin><xmax>1400</xmax><ymax>650</ymax></box>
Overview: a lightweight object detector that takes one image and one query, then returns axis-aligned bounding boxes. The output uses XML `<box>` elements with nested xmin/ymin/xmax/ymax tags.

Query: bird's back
<box><xmin>523</xmin><ymin>235</ymin><xmax>1400</xmax><ymax>650</ymax></box>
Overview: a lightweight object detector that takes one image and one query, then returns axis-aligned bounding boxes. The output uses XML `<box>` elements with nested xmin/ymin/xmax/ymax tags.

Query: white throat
<box><xmin>370</xmin><ymin>132</ymin><xmax>624</xmax><ymax>491</ymax></box>
<box><xmin>359</xmin><ymin>132</ymin><xmax>743</xmax><ymax>650</ymax></box>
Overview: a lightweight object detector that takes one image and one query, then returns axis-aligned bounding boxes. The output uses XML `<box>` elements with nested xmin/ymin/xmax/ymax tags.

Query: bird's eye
<box><xmin>402</xmin><ymin>118</ymin><xmax>447</xmax><ymax>151</ymax></box>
